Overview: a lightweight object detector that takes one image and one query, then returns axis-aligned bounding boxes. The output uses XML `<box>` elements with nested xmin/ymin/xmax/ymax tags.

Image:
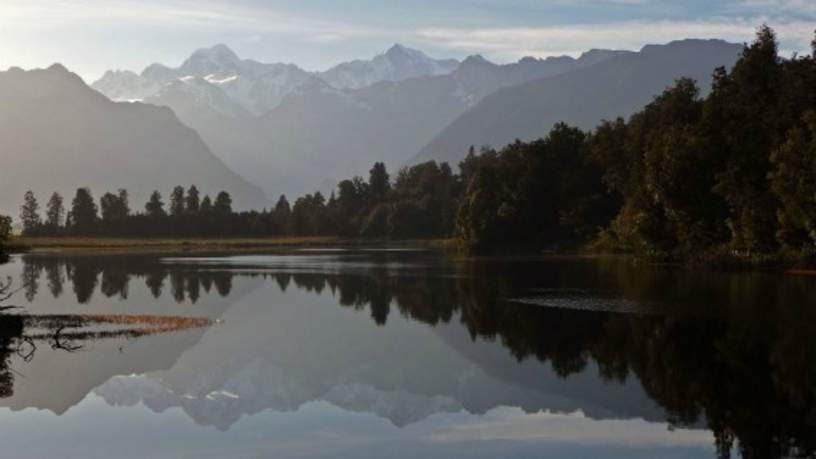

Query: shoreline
<box><xmin>6</xmin><ymin>236</ymin><xmax>456</xmax><ymax>255</ymax></box>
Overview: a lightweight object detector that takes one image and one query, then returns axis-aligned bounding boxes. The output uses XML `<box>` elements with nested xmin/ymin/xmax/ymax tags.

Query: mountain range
<box><xmin>412</xmin><ymin>39</ymin><xmax>743</xmax><ymax>165</ymax></box>
<box><xmin>0</xmin><ymin>40</ymin><xmax>744</xmax><ymax>216</ymax></box>
<box><xmin>91</xmin><ymin>43</ymin><xmax>684</xmax><ymax>199</ymax></box>
<box><xmin>92</xmin><ymin>40</ymin><xmax>742</xmax><ymax>200</ymax></box>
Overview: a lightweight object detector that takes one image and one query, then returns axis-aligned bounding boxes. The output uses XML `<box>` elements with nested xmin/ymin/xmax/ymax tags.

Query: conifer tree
<box><xmin>170</xmin><ymin>186</ymin><xmax>185</xmax><ymax>217</ymax></box>
<box><xmin>19</xmin><ymin>191</ymin><xmax>41</xmax><ymax>235</ymax></box>
<box><xmin>213</xmin><ymin>191</ymin><xmax>232</xmax><ymax>215</ymax></box>
<box><xmin>186</xmin><ymin>185</ymin><xmax>200</xmax><ymax>214</ymax></box>
<box><xmin>145</xmin><ymin>191</ymin><xmax>166</xmax><ymax>218</ymax></box>
<box><xmin>46</xmin><ymin>192</ymin><xmax>65</xmax><ymax>231</ymax></box>
<box><xmin>69</xmin><ymin>188</ymin><xmax>98</xmax><ymax>233</ymax></box>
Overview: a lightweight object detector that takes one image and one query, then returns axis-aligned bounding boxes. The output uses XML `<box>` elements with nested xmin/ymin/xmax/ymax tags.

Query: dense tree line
<box><xmin>584</xmin><ymin>26</ymin><xmax>816</xmax><ymax>262</ymax></box>
<box><xmin>455</xmin><ymin>25</ymin><xmax>816</xmax><ymax>262</ymax></box>
<box><xmin>16</xmin><ymin>158</ymin><xmax>462</xmax><ymax>239</ymax></box>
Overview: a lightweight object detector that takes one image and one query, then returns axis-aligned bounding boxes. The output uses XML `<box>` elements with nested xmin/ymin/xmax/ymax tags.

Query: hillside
<box><xmin>0</xmin><ymin>65</ymin><xmax>268</xmax><ymax>217</ymax></box>
<box><xmin>104</xmin><ymin>46</ymin><xmax>623</xmax><ymax>198</ymax></box>
<box><xmin>412</xmin><ymin>39</ymin><xmax>743</xmax><ymax>165</ymax></box>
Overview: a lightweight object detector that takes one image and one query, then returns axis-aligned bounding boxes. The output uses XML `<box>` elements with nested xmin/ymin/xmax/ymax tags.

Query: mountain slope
<box><xmin>0</xmin><ymin>65</ymin><xmax>268</xmax><ymax>216</ymax></box>
<box><xmin>159</xmin><ymin>48</ymin><xmax>626</xmax><ymax>198</ymax></box>
<box><xmin>413</xmin><ymin>39</ymin><xmax>743</xmax><ymax>165</ymax></box>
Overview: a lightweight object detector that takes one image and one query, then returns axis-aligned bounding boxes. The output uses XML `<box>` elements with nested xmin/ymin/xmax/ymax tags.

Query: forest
<box><xmin>7</xmin><ymin>26</ymin><xmax>816</xmax><ymax>264</ymax></box>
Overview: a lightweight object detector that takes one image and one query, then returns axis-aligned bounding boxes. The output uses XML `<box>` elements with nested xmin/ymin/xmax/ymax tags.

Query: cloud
<box><xmin>0</xmin><ymin>0</ymin><xmax>384</xmax><ymax>39</ymax></box>
<box><xmin>416</xmin><ymin>18</ymin><xmax>815</xmax><ymax>61</ymax></box>
<box><xmin>0</xmin><ymin>0</ymin><xmax>812</xmax><ymax>79</ymax></box>
<box><xmin>739</xmin><ymin>0</ymin><xmax>816</xmax><ymax>15</ymax></box>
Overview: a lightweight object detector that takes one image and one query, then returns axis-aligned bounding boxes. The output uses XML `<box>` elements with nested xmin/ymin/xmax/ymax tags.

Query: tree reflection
<box><xmin>0</xmin><ymin>284</ymin><xmax>211</xmax><ymax>403</ymax></box>
<box><xmin>14</xmin><ymin>254</ymin><xmax>816</xmax><ymax>457</ymax></box>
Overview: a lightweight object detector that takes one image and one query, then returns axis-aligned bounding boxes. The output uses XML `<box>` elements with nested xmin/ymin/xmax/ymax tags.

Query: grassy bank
<box><xmin>8</xmin><ymin>236</ymin><xmax>339</xmax><ymax>254</ymax></box>
<box><xmin>7</xmin><ymin>236</ymin><xmax>456</xmax><ymax>255</ymax></box>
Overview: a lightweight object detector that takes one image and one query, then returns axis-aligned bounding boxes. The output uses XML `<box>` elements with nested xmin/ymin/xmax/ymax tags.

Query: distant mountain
<box><xmin>412</xmin><ymin>39</ymin><xmax>744</xmax><ymax>166</ymax></box>
<box><xmin>242</xmin><ymin>49</ymin><xmax>640</xmax><ymax>197</ymax></box>
<box><xmin>119</xmin><ymin>46</ymin><xmax>623</xmax><ymax>198</ymax></box>
<box><xmin>0</xmin><ymin>65</ymin><xmax>268</xmax><ymax>216</ymax></box>
<box><xmin>319</xmin><ymin>44</ymin><xmax>460</xmax><ymax>89</ymax></box>
<box><xmin>93</xmin><ymin>44</ymin><xmax>316</xmax><ymax>115</ymax></box>
<box><xmin>91</xmin><ymin>70</ymin><xmax>161</xmax><ymax>102</ymax></box>
<box><xmin>89</xmin><ymin>40</ymin><xmax>741</xmax><ymax>201</ymax></box>
<box><xmin>93</xmin><ymin>272</ymin><xmax>663</xmax><ymax>430</ymax></box>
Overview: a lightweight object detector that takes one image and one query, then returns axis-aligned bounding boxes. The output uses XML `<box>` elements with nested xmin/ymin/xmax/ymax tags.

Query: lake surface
<box><xmin>0</xmin><ymin>250</ymin><xmax>814</xmax><ymax>458</ymax></box>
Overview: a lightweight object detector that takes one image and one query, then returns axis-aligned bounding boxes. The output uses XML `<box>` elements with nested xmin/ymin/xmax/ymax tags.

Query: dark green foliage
<box><xmin>19</xmin><ymin>191</ymin><xmax>41</xmax><ymax>235</ymax></box>
<box><xmin>100</xmin><ymin>189</ymin><xmax>130</xmax><ymax>222</ymax></box>
<box><xmin>186</xmin><ymin>185</ymin><xmax>200</xmax><ymax>214</ymax></box>
<box><xmin>368</xmin><ymin>162</ymin><xmax>390</xmax><ymax>201</ymax></box>
<box><xmin>169</xmin><ymin>186</ymin><xmax>185</xmax><ymax>217</ymax></box>
<box><xmin>213</xmin><ymin>191</ymin><xmax>232</xmax><ymax>215</ymax></box>
<box><xmin>45</xmin><ymin>192</ymin><xmax>64</xmax><ymax>232</ymax></box>
<box><xmin>99</xmin><ymin>189</ymin><xmax>131</xmax><ymax>234</ymax></box>
<box><xmin>556</xmin><ymin>25</ymin><xmax>816</xmax><ymax>263</ymax></box>
<box><xmin>291</xmin><ymin>192</ymin><xmax>327</xmax><ymax>236</ymax></box>
<box><xmin>200</xmin><ymin>195</ymin><xmax>212</xmax><ymax>214</ymax></box>
<box><xmin>592</xmin><ymin>78</ymin><xmax>729</xmax><ymax>259</ymax></box>
<box><xmin>708</xmin><ymin>25</ymin><xmax>784</xmax><ymax>254</ymax></box>
<box><xmin>68</xmin><ymin>188</ymin><xmax>98</xmax><ymax>234</ymax></box>
<box><xmin>457</xmin><ymin>124</ymin><xmax>617</xmax><ymax>250</ymax></box>
<box><xmin>770</xmin><ymin>111</ymin><xmax>816</xmax><ymax>251</ymax></box>
<box><xmin>144</xmin><ymin>191</ymin><xmax>166</xmax><ymax>218</ymax></box>
<box><xmin>454</xmin><ymin>26</ymin><xmax>816</xmax><ymax>259</ymax></box>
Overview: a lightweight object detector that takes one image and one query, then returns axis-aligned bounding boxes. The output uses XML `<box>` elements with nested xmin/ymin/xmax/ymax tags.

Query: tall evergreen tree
<box><xmin>275</xmin><ymin>195</ymin><xmax>291</xmax><ymax>215</ymax></box>
<box><xmin>69</xmin><ymin>188</ymin><xmax>98</xmax><ymax>233</ymax></box>
<box><xmin>274</xmin><ymin>195</ymin><xmax>291</xmax><ymax>233</ymax></box>
<box><xmin>368</xmin><ymin>162</ymin><xmax>390</xmax><ymax>201</ymax></box>
<box><xmin>19</xmin><ymin>191</ymin><xmax>41</xmax><ymax>235</ymax></box>
<box><xmin>200</xmin><ymin>195</ymin><xmax>212</xmax><ymax>214</ymax></box>
<box><xmin>170</xmin><ymin>186</ymin><xmax>185</xmax><ymax>217</ymax></box>
<box><xmin>186</xmin><ymin>185</ymin><xmax>201</xmax><ymax>214</ymax></box>
<box><xmin>118</xmin><ymin>189</ymin><xmax>130</xmax><ymax>217</ymax></box>
<box><xmin>213</xmin><ymin>191</ymin><xmax>233</xmax><ymax>215</ymax></box>
<box><xmin>45</xmin><ymin>192</ymin><xmax>65</xmax><ymax>230</ymax></box>
<box><xmin>710</xmin><ymin>25</ymin><xmax>784</xmax><ymax>253</ymax></box>
<box><xmin>145</xmin><ymin>190</ymin><xmax>166</xmax><ymax>218</ymax></box>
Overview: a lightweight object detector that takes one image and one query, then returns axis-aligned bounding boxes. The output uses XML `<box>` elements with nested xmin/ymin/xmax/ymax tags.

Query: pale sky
<box><xmin>0</xmin><ymin>0</ymin><xmax>814</xmax><ymax>82</ymax></box>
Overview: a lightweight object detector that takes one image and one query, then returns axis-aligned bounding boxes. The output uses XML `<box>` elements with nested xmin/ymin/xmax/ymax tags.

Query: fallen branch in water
<box><xmin>3</xmin><ymin>313</ymin><xmax>214</xmax><ymax>359</ymax></box>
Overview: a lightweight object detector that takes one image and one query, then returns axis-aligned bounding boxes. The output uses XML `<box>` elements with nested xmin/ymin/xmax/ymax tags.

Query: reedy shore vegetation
<box><xmin>4</xmin><ymin>26</ymin><xmax>816</xmax><ymax>267</ymax></box>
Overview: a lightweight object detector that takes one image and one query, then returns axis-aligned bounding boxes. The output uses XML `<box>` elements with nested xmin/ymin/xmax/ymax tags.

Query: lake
<box><xmin>0</xmin><ymin>250</ymin><xmax>813</xmax><ymax>458</ymax></box>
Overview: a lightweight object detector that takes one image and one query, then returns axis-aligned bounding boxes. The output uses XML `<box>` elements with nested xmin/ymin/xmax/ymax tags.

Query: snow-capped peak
<box><xmin>92</xmin><ymin>43</ymin><xmax>461</xmax><ymax>114</ymax></box>
<box><xmin>179</xmin><ymin>44</ymin><xmax>242</xmax><ymax>77</ymax></box>
<box><xmin>319</xmin><ymin>44</ymin><xmax>460</xmax><ymax>90</ymax></box>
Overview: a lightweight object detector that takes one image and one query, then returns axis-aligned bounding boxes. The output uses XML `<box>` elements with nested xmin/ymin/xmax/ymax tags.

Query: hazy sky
<box><xmin>0</xmin><ymin>0</ymin><xmax>814</xmax><ymax>82</ymax></box>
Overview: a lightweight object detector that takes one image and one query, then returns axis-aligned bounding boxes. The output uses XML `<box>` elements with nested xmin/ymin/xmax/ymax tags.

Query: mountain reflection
<box><xmin>8</xmin><ymin>253</ymin><xmax>816</xmax><ymax>458</ymax></box>
<box><xmin>0</xmin><ymin>311</ymin><xmax>211</xmax><ymax>405</ymax></box>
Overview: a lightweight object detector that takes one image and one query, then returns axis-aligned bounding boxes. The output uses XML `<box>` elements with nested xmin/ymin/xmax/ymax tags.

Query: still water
<box><xmin>0</xmin><ymin>250</ymin><xmax>813</xmax><ymax>458</ymax></box>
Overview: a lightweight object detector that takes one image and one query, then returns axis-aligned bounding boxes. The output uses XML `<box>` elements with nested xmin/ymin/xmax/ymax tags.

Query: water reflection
<box><xmin>0</xmin><ymin>309</ymin><xmax>211</xmax><ymax>406</ymax></box>
<box><xmin>3</xmin><ymin>253</ymin><xmax>816</xmax><ymax>458</ymax></box>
